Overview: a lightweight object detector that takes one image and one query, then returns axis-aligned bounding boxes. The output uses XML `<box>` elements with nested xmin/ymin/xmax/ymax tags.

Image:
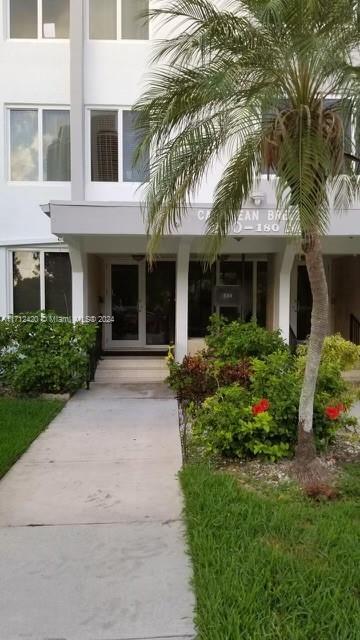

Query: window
<box><xmin>123</xmin><ymin>110</ymin><xmax>149</xmax><ymax>182</ymax></box>
<box><xmin>89</xmin><ymin>0</ymin><xmax>117</xmax><ymax>40</ymax></box>
<box><xmin>122</xmin><ymin>0</ymin><xmax>149</xmax><ymax>39</ymax></box>
<box><xmin>90</xmin><ymin>109</ymin><xmax>149</xmax><ymax>183</ymax></box>
<box><xmin>256</xmin><ymin>262</ymin><xmax>268</xmax><ymax>327</ymax></box>
<box><xmin>9</xmin><ymin>108</ymin><xmax>70</xmax><ymax>182</ymax></box>
<box><xmin>10</xmin><ymin>0</ymin><xmax>38</xmax><ymax>38</ymax></box>
<box><xmin>10</xmin><ymin>110</ymin><xmax>38</xmax><ymax>181</ymax></box>
<box><xmin>9</xmin><ymin>0</ymin><xmax>69</xmax><ymax>39</ymax></box>
<box><xmin>45</xmin><ymin>252</ymin><xmax>72</xmax><ymax>316</ymax></box>
<box><xmin>43</xmin><ymin>110</ymin><xmax>71</xmax><ymax>181</ymax></box>
<box><xmin>188</xmin><ymin>262</ymin><xmax>215</xmax><ymax>338</ymax></box>
<box><xmin>13</xmin><ymin>251</ymin><xmax>41</xmax><ymax>313</ymax></box>
<box><xmin>91</xmin><ymin>110</ymin><xmax>118</xmax><ymax>182</ymax></box>
<box><xmin>89</xmin><ymin>0</ymin><xmax>149</xmax><ymax>40</ymax></box>
<box><xmin>13</xmin><ymin>250</ymin><xmax>72</xmax><ymax>316</ymax></box>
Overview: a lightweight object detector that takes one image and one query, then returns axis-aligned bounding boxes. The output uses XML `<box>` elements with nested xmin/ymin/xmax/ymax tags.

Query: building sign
<box><xmin>197</xmin><ymin>208</ymin><xmax>289</xmax><ymax>235</ymax></box>
<box><xmin>214</xmin><ymin>286</ymin><xmax>243</xmax><ymax>307</ymax></box>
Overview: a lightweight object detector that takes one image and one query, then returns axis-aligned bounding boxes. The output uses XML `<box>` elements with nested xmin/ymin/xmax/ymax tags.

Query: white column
<box><xmin>68</xmin><ymin>242</ymin><xmax>87</xmax><ymax>321</ymax></box>
<box><xmin>70</xmin><ymin>0</ymin><xmax>85</xmax><ymax>201</ymax></box>
<box><xmin>175</xmin><ymin>240</ymin><xmax>190</xmax><ymax>361</ymax></box>
<box><xmin>273</xmin><ymin>242</ymin><xmax>297</xmax><ymax>343</ymax></box>
<box><xmin>0</xmin><ymin>247</ymin><xmax>8</xmax><ymax>318</ymax></box>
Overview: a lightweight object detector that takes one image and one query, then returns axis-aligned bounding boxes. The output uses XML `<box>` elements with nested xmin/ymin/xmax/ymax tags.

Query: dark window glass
<box><xmin>45</xmin><ymin>253</ymin><xmax>72</xmax><ymax>316</ymax></box>
<box><xmin>122</xmin><ymin>0</ymin><xmax>149</xmax><ymax>40</ymax></box>
<box><xmin>111</xmin><ymin>264</ymin><xmax>139</xmax><ymax>341</ymax></box>
<box><xmin>188</xmin><ymin>262</ymin><xmax>216</xmax><ymax>338</ymax></box>
<box><xmin>146</xmin><ymin>262</ymin><xmax>175</xmax><ymax>345</ymax></box>
<box><xmin>89</xmin><ymin>0</ymin><xmax>117</xmax><ymax>40</ymax></box>
<box><xmin>123</xmin><ymin>111</ymin><xmax>149</xmax><ymax>182</ymax></box>
<box><xmin>219</xmin><ymin>261</ymin><xmax>253</xmax><ymax>322</ymax></box>
<box><xmin>91</xmin><ymin>111</ymin><xmax>118</xmax><ymax>182</ymax></box>
<box><xmin>256</xmin><ymin>262</ymin><xmax>267</xmax><ymax>327</ymax></box>
<box><xmin>43</xmin><ymin>110</ymin><xmax>71</xmax><ymax>181</ymax></box>
<box><xmin>13</xmin><ymin>251</ymin><xmax>41</xmax><ymax>313</ymax></box>
<box><xmin>10</xmin><ymin>0</ymin><xmax>38</xmax><ymax>38</ymax></box>
<box><xmin>42</xmin><ymin>0</ymin><xmax>69</xmax><ymax>38</ymax></box>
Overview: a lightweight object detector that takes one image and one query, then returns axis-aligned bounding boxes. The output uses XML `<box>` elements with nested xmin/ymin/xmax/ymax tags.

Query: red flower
<box><xmin>252</xmin><ymin>399</ymin><xmax>270</xmax><ymax>416</ymax></box>
<box><xmin>325</xmin><ymin>404</ymin><xmax>345</xmax><ymax>421</ymax></box>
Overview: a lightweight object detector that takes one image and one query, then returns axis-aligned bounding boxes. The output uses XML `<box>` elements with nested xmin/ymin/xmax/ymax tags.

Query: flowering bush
<box><xmin>187</xmin><ymin>349</ymin><xmax>356</xmax><ymax>462</ymax></box>
<box><xmin>190</xmin><ymin>385</ymin><xmax>290</xmax><ymax>461</ymax></box>
<box><xmin>0</xmin><ymin>312</ymin><xmax>98</xmax><ymax>394</ymax></box>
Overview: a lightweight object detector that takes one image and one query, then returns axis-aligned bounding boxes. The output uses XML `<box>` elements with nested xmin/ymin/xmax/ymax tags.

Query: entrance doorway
<box><xmin>105</xmin><ymin>260</ymin><xmax>175</xmax><ymax>350</ymax></box>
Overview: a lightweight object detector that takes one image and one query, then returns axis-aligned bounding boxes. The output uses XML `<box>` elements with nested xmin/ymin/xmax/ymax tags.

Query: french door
<box><xmin>104</xmin><ymin>260</ymin><xmax>175</xmax><ymax>350</ymax></box>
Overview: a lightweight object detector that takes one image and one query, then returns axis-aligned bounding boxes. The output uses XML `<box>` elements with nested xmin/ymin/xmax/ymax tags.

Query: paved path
<box><xmin>0</xmin><ymin>384</ymin><xmax>195</xmax><ymax>640</ymax></box>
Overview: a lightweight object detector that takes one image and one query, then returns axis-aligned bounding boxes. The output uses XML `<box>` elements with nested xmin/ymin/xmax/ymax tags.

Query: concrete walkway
<box><xmin>0</xmin><ymin>384</ymin><xmax>195</xmax><ymax>640</ymax></box>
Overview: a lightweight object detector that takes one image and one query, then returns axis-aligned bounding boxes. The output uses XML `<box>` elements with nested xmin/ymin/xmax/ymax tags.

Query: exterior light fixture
<box><xmin>251</xmin><ymin>194</ymin><xmax>265</xmax><ymax>206</ymax></box>
<box><xmin>132</xmin><ymin>254</ymin><xmax>146</xmax><ymax>262</ymax></box>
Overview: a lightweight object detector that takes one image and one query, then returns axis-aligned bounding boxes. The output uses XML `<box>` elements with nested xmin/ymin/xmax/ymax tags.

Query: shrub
<box><xmin>191</xmin><ymin>385</ymin><xmax>290</xmax><ymax>461</ymax></box>
<box><xmin>297</xmin><ymin>333</ymin><xmax>360</xmax><ymax>371</ymax></box>
<box><xmin>189</xmin><ymin>350</ymin><xmax>355</xmax><ymax>462</ymax></box>
<box><xmin>167</xmin><ymin>353</ymin><xmax>217</xmax><ymax>403</ymax></box>
<box><xmin>0</xmin><ymin>312</ymin><xmax>98</xmax><ymax>395</ymax></box>
<box><xmin>167</xmin><ymin>350</ymin><xmax>252</xmax><ymax>403</ymax></box>
<box><xmin>205</xmin><ymin>315</ymin><xmax>287</xmax><ymax>361</ymax></box>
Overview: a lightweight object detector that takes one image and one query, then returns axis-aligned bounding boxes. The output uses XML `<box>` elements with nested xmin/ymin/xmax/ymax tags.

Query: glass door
<box><xmin>146</xmin><ymin>262</ymin><xmax>175</xmax><ymax>345</ymax></box>
<box><xmin>108</xmin><ymin>263</ymin><xmax>144</xmax><ymax>348</ymax></box>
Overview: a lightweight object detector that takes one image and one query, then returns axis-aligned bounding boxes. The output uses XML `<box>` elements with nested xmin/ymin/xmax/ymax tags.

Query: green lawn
<box><xmin>0</xmin><ymin>398</ymin><xmax>64</xmax><ymax>479</ymax></box>
<box><xmin>181</xmin><ymin>465</ymin><xmax>360</xmax><ymax>640</ymax></box>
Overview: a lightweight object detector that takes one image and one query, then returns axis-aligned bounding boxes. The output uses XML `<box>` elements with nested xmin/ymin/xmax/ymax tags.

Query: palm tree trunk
<box><xmin>295</xmin><ymin>232</ymin><xmax>329</xmax><ymax>468</ymax></box>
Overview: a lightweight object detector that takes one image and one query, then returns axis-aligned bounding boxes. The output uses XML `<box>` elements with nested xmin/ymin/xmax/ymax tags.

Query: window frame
<box><xmin>7</xmin><ymin>0</ymin><xmax>70</xmax><ymax>41</ymax></box>
<box><xmin>87</xmin><ymin>106</ymin><xmax>148</xmax><ymax>185</ymax></box>
<box><xmin>87</xmin><ymin>0</ymin><xmax>150</xmax><ymax>42</ymax></box>
<box><xmin>7</xmin><ymin>105</ymin><xmax>71</xmax><ymax>184</ymax></box>
<box><xmin>9</xmin><ymin>247</ymin><xmax>72</xmax><ymax>315</ymax></box>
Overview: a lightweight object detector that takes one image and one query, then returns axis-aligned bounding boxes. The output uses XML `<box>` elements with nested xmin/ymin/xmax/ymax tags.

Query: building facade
<box><xmin>1</xmin><ymin>0</ymin><xmax>360</xmax><ymax>360</ymax></box>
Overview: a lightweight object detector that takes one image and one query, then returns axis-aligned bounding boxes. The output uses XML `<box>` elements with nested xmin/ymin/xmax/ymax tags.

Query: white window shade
<box><xmin>42</xmin><ymin>0</ymin><xmax>69</xmax><ymax>38</ymax></box>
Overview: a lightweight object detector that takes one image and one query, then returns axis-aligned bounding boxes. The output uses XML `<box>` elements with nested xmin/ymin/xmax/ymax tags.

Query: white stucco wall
<box><xmin>0</xmin><ymin>1</ymin><xmax>70</xmax><ymax>246</ymax></box>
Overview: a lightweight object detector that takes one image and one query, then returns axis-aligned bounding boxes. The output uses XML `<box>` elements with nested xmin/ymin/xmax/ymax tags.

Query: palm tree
<box><xmin>135</xmin><ymin>0</ymin><xmax>360</xmax><ymax>481</ymax></box>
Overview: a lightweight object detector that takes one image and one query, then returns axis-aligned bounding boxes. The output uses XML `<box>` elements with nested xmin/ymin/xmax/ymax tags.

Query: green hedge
<box><xmin>0</xmin><ymin>312</ymin><xmax>98</xmax><ymax>395</ymax></box>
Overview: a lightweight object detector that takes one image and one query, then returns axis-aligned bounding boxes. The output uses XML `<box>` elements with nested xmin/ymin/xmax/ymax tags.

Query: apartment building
<box><xmin>1</xmin><ymin>0</ymin><xmax>360</xmax><ymax>361</ymax></box>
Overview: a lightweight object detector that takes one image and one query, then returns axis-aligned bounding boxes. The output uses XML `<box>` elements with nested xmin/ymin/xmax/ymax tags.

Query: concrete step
<box><xmin>95</xmin><ymin>369</ymin><xmax>168</xmax><ymax>384</ymax></box>
<box><xmin>98</xmin><ymin>357</ymin><xmax>167</xmax><ymax>371</ymax></box>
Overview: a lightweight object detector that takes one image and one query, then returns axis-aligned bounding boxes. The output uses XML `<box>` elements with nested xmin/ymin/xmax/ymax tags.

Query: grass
<box><xmin>0</xmin><ymin>398</ymin><xmax>64</xmax><ymax>479</ymax></box>
<box><xmin>181</xmin><ymin>464</ymin><xmax>360</xmax><ymax>640</ymax></box>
